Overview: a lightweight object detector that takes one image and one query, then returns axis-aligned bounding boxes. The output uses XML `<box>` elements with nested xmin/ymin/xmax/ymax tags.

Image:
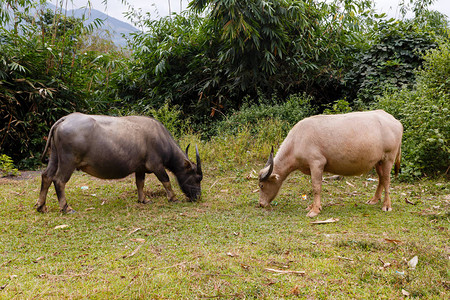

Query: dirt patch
<box><xmin>0</xmin><ymin>170</ymin><xmax>42</xmax><ymax>182</ymax></box>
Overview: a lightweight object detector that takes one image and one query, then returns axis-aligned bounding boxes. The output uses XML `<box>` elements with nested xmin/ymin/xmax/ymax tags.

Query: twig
<box><xmin>122</xmin><ymin>244</ymin><xmax>142</xmax><ymax>259</ymax></box>
<box><xmin>198</xmin><ymin>273</ymin><xmax>244</xmax><ymax>277</ymax></box>
<box><xmin>208</xmin><ymin>177</ymin><xmax>236</xmax><ymax>192</ymax></box>
<box><xmin>199</xmin><ymin>293</ymin><xmax>242</xmax><ymax>299</ymax></box>
<box><xmin>264</xmin><ymin>268</ymin><xmax>305</xmax><ymax>275</ymax></box>
<box><xmin>150</xmin><ymin>255</ymin><xmax>201</xmax><ymax>271</ymax></box>
<box><xmin>336</xmin><ymin>256</ymin><xmax>354</xmax><ymax>262</ymax></box>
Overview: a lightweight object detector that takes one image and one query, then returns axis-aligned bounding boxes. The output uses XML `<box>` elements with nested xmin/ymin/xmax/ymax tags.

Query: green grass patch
<box><xmin>1</xmin><ymin>149</ymin><xmax>449</xmax><ymax>298</ymax></box>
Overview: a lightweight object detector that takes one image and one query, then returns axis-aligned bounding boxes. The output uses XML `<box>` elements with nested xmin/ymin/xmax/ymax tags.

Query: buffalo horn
<box><xmin>195</xmin><ymin>145</ymin><xmax>202</xmax><ymax>176</ymax></box>
<box><xmin>260</xmin><ymin>146</ymin><xmax>274</xmax><ymax>182</ymax></box>
<box><xmin>185</xmin><ymin>144</ymin><xmax>191</xmax><ymax>158</ymax></box>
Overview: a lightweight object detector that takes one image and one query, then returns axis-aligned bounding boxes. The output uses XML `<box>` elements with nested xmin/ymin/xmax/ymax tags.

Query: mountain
<box><xmin>46</xmin><ymin>3</ymin><xmax>139</xmax><ymax>47</ymax></box>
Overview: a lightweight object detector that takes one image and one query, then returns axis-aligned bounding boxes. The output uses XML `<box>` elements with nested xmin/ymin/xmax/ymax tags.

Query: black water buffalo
<box><xmin>36</xmin><ymin>113</ymin><xmax>202</xmax><ymax>213</ymax></box>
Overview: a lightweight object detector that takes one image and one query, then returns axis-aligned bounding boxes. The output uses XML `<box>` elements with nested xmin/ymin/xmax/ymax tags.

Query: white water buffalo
<box><xmin>36</xmin><ymin>113</ymin><xmax>202</xmax><ymax>213</ymax></box>
<box><xmin>258</xmin><ymin>110</ymin><xmax>403</xmax><ymax>217</ymax></box>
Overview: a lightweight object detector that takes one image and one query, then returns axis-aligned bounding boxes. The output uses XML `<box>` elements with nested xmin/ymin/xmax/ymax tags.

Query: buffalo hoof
<box><xmin>168</xmin><ymin>196</ymin><xmax>179</xmax><ymax>203</ymax></box>
<box><xmin>366</xmin><ymin>198</ymin><xmax>380</xmax><ymax>205</ymax></box>
<box><xmin>140</xmin><ymin>199</ymin><xmax>153</xmax><ymax>205</ymax></box>
<box><xmin>61</xmin><ymin>206</ymin><xmax>76</xmax><ymax>214</ymax></box>
<box><xmin>306</xmin><ymin>209</ymin><xmax>320</xmax><ymax>218</ymax></box>
<box><xmin>36</xmin><ymin>204</ymin><xmax>48</xmax><ymax>213</ymax></box>
<box><xmin>382</xmin><ymin>206</ymin><xmax>392</xmax><ymax>212</ymax></box>
<box><xmin>306</xmin><ymin>205</ymin><xmax>321</xmax><ymax>217</ymax></box>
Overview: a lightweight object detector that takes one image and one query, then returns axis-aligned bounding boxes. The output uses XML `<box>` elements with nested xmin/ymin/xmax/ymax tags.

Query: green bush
<box><xmin>0</xmin><ymin>154</ymin><xmax>19</xmax><ymax>177</ymax></box>
<box><xmin>344</xmin><ymin>20</ymin><xmax>438</xmax><ymax>104</ymax></box>
<box><xmin>215</xmin><ymin>93</ymin><xmax>317</xmax><ymax>137</ymax></box>
<box><xmin>376</xmin><ymin>44</ymin><xmax>450</xmax><ymax>179</ymax></box>
<box><xmin>146</xmin><ymin>101</ymin><xmax>188</xmax><ymax>139</ymax></box>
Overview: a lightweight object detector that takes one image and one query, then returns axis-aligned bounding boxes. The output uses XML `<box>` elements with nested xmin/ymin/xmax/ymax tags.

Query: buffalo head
<box><xmin>258</xmin><ymin>146</ymin><xmax>282</xmax><ymax>208</ymax></box>
<box><xmin>177</xmin><ymin>144</ymin><xmax>203</xmax><ymax>201</ymax></box>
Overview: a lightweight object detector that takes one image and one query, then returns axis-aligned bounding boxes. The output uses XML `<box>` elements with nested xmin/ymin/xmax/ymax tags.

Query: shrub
<box><xmin>215</xmin><ymin>93</ymin><xmax>317</xmax><ymax>137</ymax></box>
<box><xmin>343</xmin><ymin>20</ymin><xmax>438</xmax><ymax>104</ymax></box>
<box><xmin>376</xmin><ymin>44</ymin><xmax>450</xmax><ymax>179</ymax></box>
<box><xmin>0</xmin><ymin>154</ymin><xmax>19</xmax><ymax>177</ymax></box>
<box><xmin>146</xmin><ymin>101</ymin><xmax>188</xmax><ymax>139</ymax></box>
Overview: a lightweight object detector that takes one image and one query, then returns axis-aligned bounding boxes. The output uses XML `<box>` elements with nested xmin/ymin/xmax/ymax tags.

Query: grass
<box><xmin>0</xmin><ymin>139</ymin><xmax>449</xmax><ymax>299</ymax></box>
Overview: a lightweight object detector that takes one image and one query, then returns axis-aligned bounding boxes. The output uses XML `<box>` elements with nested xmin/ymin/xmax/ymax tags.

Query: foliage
<box><xmin>147</xmin><ymin>101</ymin><xmax>188</xmax><ymax>139</ymax></box>
<box><xmin>109</xmin><ymin>0</ymin><xmax>377</xmax><ymax>128</ymax></box>
<box><xmin>215</xmin><ymin>93</ymin><xmax>317</xmax><ymax>137</ymax></box>
<box><xmin>323</xmin><ymin>99</ymin><xmax>354</xmax><ymax>114</ymax></box>
<box><xmin>343</xmin><ymin>19</ymin><xmax>440</xmax><ymax>103</ymax></box>
<box><xmin>376</xmin><ymin>44</ymin><xmax>450</xmax><ymax>179</ymax></box>
<box><xmin>0</xmin><ymin>1</ymin><xmax>126</xmax><ymax>168</ymax></box>
<box><xmin>0</xmin><ymin>154</ymin><xmax>19</xmax><ymax>177</ymax></box>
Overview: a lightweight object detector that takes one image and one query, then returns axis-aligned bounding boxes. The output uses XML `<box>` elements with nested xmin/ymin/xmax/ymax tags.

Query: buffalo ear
<box><xmin>259</xmin><ymin>146</ymin><xmax>274</xmax><ymax>181</ymax></box>
<box><xmin>184</xmin><ymin>159</ymin><xmax>192</xmax><ymax>170</ymax></box>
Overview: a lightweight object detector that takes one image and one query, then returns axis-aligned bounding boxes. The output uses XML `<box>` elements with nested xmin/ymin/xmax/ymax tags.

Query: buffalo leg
<box><xmin>367</xmin><ymin>160</ymin><xmax>393</xmax><ymax>211</ymax></box>
<box><xmin>306</xmin><ymin>162</ymin><xmax>325</xmax><ymax>217</ymax></box>
<box><xmin>135</xmin><ymin>172</ymin><xmax>151</xmax><ymax>204</ymax></box>
<box><xmin>367</xmin><ymin>162</ymin><xmax>383</xmax><ymax>205</ymax></box>
<box><xmin>36</xmin><ymin>150</ymin><xmax>58</xmax><ymax>213</ymax></box>
<box><xmin>54</xmin><ymin>180</ymin><xmax>74</xmax><ymax>213</ymax></box>
<box><xmin>380</xmin><ymin>161</ymin><xmax>394</xmax><ymax>212</ymax></box>
<box><xmin>53</xmin><ymin>155</ymin><xmax>76</xmax><ymax>213</ymax></box>
<box><xmin>154</xmin><ymin>168</ymin><xmax>177</xmax><ymax>202</ymax></box>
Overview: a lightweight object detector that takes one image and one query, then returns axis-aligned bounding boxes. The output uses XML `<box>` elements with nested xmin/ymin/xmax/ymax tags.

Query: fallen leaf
<box><xmin>33</xmin><ymin>256</ymin><xmax>45</xmax><ymax>263</ymax></box>
<box><xmin>323</xmin><ymin>175</ymin><xmax>343</xmax><ymax>182</ymax></box>
<box><xmin>85</xmin><ymin>207</ymin><xmax>95</xmax><ymax>211</ymax></box>
<box><xmin>405</xmin><ymin>198</ymin><xmax>416</xmax><ymax>205</ymax></box>
<box><xmin>311</xmin><ymin>218</ymin><xmax>339</xmax><ymax>224</ymax></box>
<box><xmin>246</xmin><ymin>169</ymin><xmax>258</xmax><ymax>180</ymax></box>
<box><xmin>264</xmin><ymin>268</ymin><xmax>305</xmax><ymax>275</ymax></box>
<box><xmin>226</xmin><ymin>252</ymin><xmax>238</xmax><ymax>257</ymax></box>
<box><xmin>130</xmin><ymin>238</ymin><xmax>145</xmax><ymax>243</ymax></box>
<box><xmin>290</xmin><ymin>285</ymin><xmax>300</xmax><ymax>295</ymax></box>
<box><xmin>54</xmin><ymin>224</ymin><xmax>69</xmax><ymax>230</ymax></box>
<box><xmin>378</xmin><ymin>258</ymin><xmax>391</xmax><ymax>269</ymax></box>
<box><xmin>402</xmin><ymin>289</ymin><xmax>410</xmax><ymax>296</ymax></box>
<box><xmin>336</xmin><ymin>256</ymin><xmax>354</xmax><ymax>262</ymax></box>
<box><xmin>346</xmin><ymin>181</ymin><xmax>355</xmax><ymax>187</ymax></box>
<box><xmin>408</xmin><ymin>256</ymin><xmax>418</xmax><ymax>269</ymax></box>
<box><xmin>384</xmin><ymin>238</ymin><xmax>403</xmax><ymax>245</ymax></box>
<box><xmin>127</xmin><ymin>228</ymin><xmax>142</xmax><ymax>236</ymax></box>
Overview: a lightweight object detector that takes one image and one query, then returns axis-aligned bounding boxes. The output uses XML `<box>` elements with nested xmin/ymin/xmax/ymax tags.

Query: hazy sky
<box><xmin>51</xmin><ymin>0</ymin><xmax>450</xmax><ymax>24</ymax></box>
